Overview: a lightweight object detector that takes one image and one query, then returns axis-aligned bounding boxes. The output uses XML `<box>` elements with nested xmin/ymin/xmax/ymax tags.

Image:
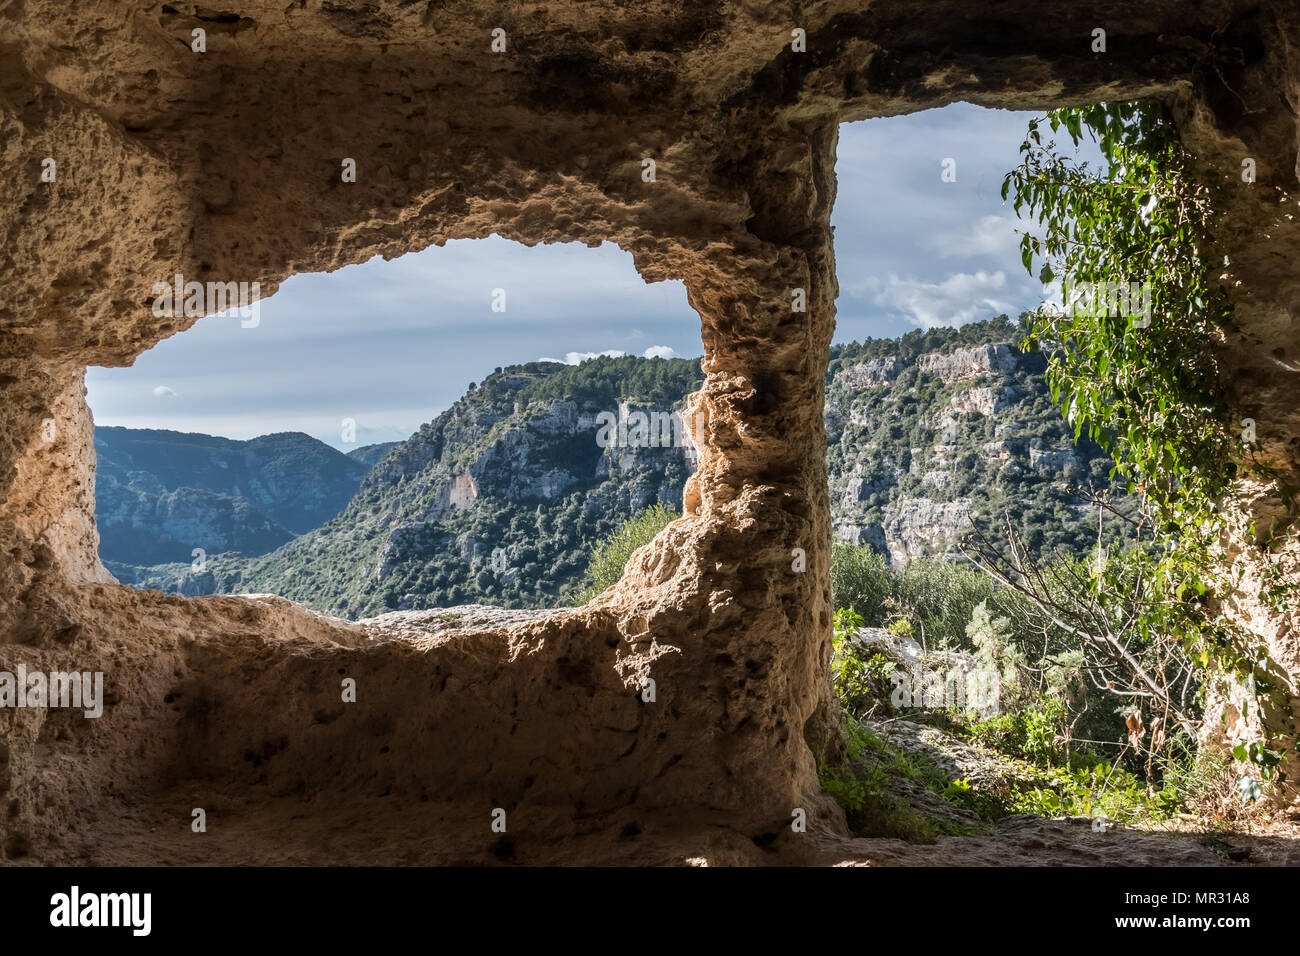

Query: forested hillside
<box><xmin>106</xmin><ymin>317</ymin><xmax>1133</xmax><ymax>617</ymax></box>
<box><xmin>95</xmin><ymin>427</ymin><xmax>370</xmax><ymax>568</ymax></box>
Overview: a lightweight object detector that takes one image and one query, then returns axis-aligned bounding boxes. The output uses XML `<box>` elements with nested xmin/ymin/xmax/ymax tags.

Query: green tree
<box><xmin>1001</xmin><ymin>102</ymin><xmax>1294</xmax><ymax>779</ymax></box>
<box><xmin>570</xmin><ymin>502</ymin><xmax>678</xmax><ymax>605</ymax></box>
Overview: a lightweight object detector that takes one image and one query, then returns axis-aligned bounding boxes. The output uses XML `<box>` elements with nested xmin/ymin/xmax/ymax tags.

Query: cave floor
<box><xmin>11</xmin><ymin>785</ymin><xmax>1299</xmax><ymax>866</ymax></box>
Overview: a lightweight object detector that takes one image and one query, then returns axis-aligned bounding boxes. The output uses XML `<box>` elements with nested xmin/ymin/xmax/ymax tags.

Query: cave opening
<box><xmin>4</xmin><ymin>0</ymin><xmax>1297</xmax><ymax>871</ymax></box>
<box><xmin>86</xmin><ymin>236</ymin><xmax>701</xmax><ymax>618</ymax></box>
<box><xmin>82</xmin><ymin>102</ymin><xmax>1128</xmax><ymax>628</ymax></box>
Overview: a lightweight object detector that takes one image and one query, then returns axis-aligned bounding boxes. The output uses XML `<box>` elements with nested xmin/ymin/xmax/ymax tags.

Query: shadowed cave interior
<box><xmin>2</xmin><ymin>0</ymin><xmax>1299</xmax><ymax>865</ymax></box>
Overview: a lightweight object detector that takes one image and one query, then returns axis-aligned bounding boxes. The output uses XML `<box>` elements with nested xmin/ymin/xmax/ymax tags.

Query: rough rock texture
<box><xmin>881</xmin><ymin>496</ymin><xmax>975</xmax><ymax>568</ymax></box>
<box><xmin>1</xmin><ymin>1</ymin><xmax>1298</xmax><ymax>863</ymax></box>
<box><xmin>826</xmin><ymin>327</ymin><xmax>1115</xmax><ymax>570</ymax></box>
<box><xmin>918</xmin><ymin>345</ymin><xmax>1020</xmax><ymax>385</ymax></box>
<box><xmin>866</xmin><ymin>719</ymin><xmax>1017</xmax><ymax>791</ymax></box>
<box><xmin>361</xmin><ymin>603</ymin><xmax>566</xmax><ymax>636</ymax></box>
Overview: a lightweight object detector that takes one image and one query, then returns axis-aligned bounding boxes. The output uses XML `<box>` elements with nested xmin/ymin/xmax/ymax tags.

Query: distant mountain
<box><xmin>95</xmin><ymin>427</ymin><xmax>370</xmax><ymax>567</ymax></box>
<box><xmin>240</xmin><ymin>357</ymin><xmax>701</xmax><ymax>616</ymax></box>
<box><xmin>825</xmin><ymin>316</ymin><xmax>1132</xmax><ymax>567</ymax></box>
<box><xmin>106</xmin><ymin>316</ymin><xmax>1135</xmax><ymax>617</ymax></box>
<box><xmin>347</xmin><ymin>442</ymin><xmax>401</xmax><ymax>468</ymax></box>
<box><xmin>111</xmin><ymin>357</ymin><xmax>703</xmax><ymax>614</ymax></box>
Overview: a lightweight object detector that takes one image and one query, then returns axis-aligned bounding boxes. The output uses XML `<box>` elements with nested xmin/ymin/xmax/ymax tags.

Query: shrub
<box><xmin>831</xmin><ymin>608</ymin><xmax>897</xmax><ymax>716</ymax></box>
<box><xmin>569</xmin><ymin>502</ymin><xmax>678</xmax><ymax>605</ymax></box>
<box><xmin>896</xmin><ymin>560</ymin><xmax>997</xmax><ymax>650</ymax></box>
<box><xmin>830</xmin><ymin>541</ymin><xmax>892</xmax><ymax>623</ymax></box>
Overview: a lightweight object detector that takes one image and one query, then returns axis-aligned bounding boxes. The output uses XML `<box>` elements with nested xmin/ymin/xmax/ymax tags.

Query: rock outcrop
<box><xmin>918</xmin><ymin>344</ymin><xmax>1021</xmax><ymax>385</ymax></box>
<box><xmin>827</xmin><ymin>323</ymin><xmax>1120</xmax><ymax>569</ymax></box>
<box><xmin>2</xmin><ymin>0</ymin><xmax>1298</xmax><ymax>863</ymax></box>
<box><xmin>114</xmin><ymin>330</ymin><xmax>1113</xmax><ymax>613</ymax></box>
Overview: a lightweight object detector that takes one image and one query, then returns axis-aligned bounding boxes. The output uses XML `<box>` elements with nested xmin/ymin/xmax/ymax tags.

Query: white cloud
<box><xmin>538</xmin><ymin>349</ymin><xmax>626</xmax><ymax>365</ymax></box>
<box><xmin>929</xmin><ymin>214</ymin><xmax>1023</xmax><ymax>260</ymax></box>
<box><xmin>642</xmin><ymin>346</ymin><xmax>676</xmax><ymax>359</ymax></box>
<box><xmin>1037</xmin><ymin>275</ymin><xmax>1065</xmax><ymax>311</ymax></box>
<box><xmin>88</xmin><ymin>105</ymin><xmax>1094</xmax><ymax>443</ymax></box>
<box><xmin>853</xmin><ymin>271</ymin><xmax>1017</xmax><ymax>329</ymax></box>
<box><xmin>152</xmin><ymin>385</ymin><xmax>177</xmax><ymax>397</ymax></box>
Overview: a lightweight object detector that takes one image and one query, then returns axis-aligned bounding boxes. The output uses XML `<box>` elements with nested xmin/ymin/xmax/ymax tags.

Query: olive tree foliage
<box><xmin>964</xmin><ymin>506</ymin><xmax>1198</xmax><ymax>732</ymax></box>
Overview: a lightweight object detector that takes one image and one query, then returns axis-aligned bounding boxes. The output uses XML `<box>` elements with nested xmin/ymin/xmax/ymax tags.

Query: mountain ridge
<box><xmin>95</xmin><ymin>425</ymin><xmax>371</xmax><ymax>566</ymax></box>
<box><xmin>103</xmin><ymin>316</ymin><xmax>1133</xmax><ymax>617</ymax></box>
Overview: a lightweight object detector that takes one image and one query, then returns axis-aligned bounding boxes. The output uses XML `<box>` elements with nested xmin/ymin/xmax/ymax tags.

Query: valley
<box><xmin>101</xmin><ymin>315</ymin><xmax>1131</xmax><ymax>618</ymax></box>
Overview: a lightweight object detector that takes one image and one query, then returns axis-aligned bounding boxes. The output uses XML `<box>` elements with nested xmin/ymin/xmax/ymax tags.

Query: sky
<box><xmin>86</xmin><ymin>103</ymin><xmax>1092</xmax><ymax>450</ymax></box>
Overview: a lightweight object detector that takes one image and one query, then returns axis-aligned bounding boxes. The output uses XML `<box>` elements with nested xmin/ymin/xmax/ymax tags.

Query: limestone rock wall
<box><xmin>1</xmin><ymin>0</ymin><xmax>1297</xmax><ymax>862</ymax></box>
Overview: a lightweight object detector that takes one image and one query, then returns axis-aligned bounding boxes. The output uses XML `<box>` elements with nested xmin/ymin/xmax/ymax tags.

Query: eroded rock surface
<box><xmin>1</xmin><ymin>0</ymin><xmax>1297</xmax><ymax>863</ymax></box>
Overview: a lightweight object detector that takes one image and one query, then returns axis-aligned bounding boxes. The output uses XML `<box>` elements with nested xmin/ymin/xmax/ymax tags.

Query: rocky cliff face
<box><xmin>104</xmin><ymin>370</ymin><xmax>703</xmax><ymax>611</ymax></box>
<box><xmin>101</xmin><ymin>485</ymin><xmax>290</xmax><ymax>570</ymax></box>
<box><xmin>916</xmin><ymin>343</ymin><xmax>1021</xmax><ymax>384</ymax></box>
<box><xmin>117</xmin><ymin>324</ymin><xmax>1119</xmax><ymax>614</ymax></box>
<box><xmin>827</xmin><ymin>319</ymin><xmax>1125</xmax><ymax>569</ymax></box>
<box><xmin>2</xmin><ymin>0</ymin><xmax>1297</xmax><ymax>863</ymax></box>
<box><xmin>163</xmin><ymin>357</ymin><xmax>703</xmax><ymax>617</ymax></box>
